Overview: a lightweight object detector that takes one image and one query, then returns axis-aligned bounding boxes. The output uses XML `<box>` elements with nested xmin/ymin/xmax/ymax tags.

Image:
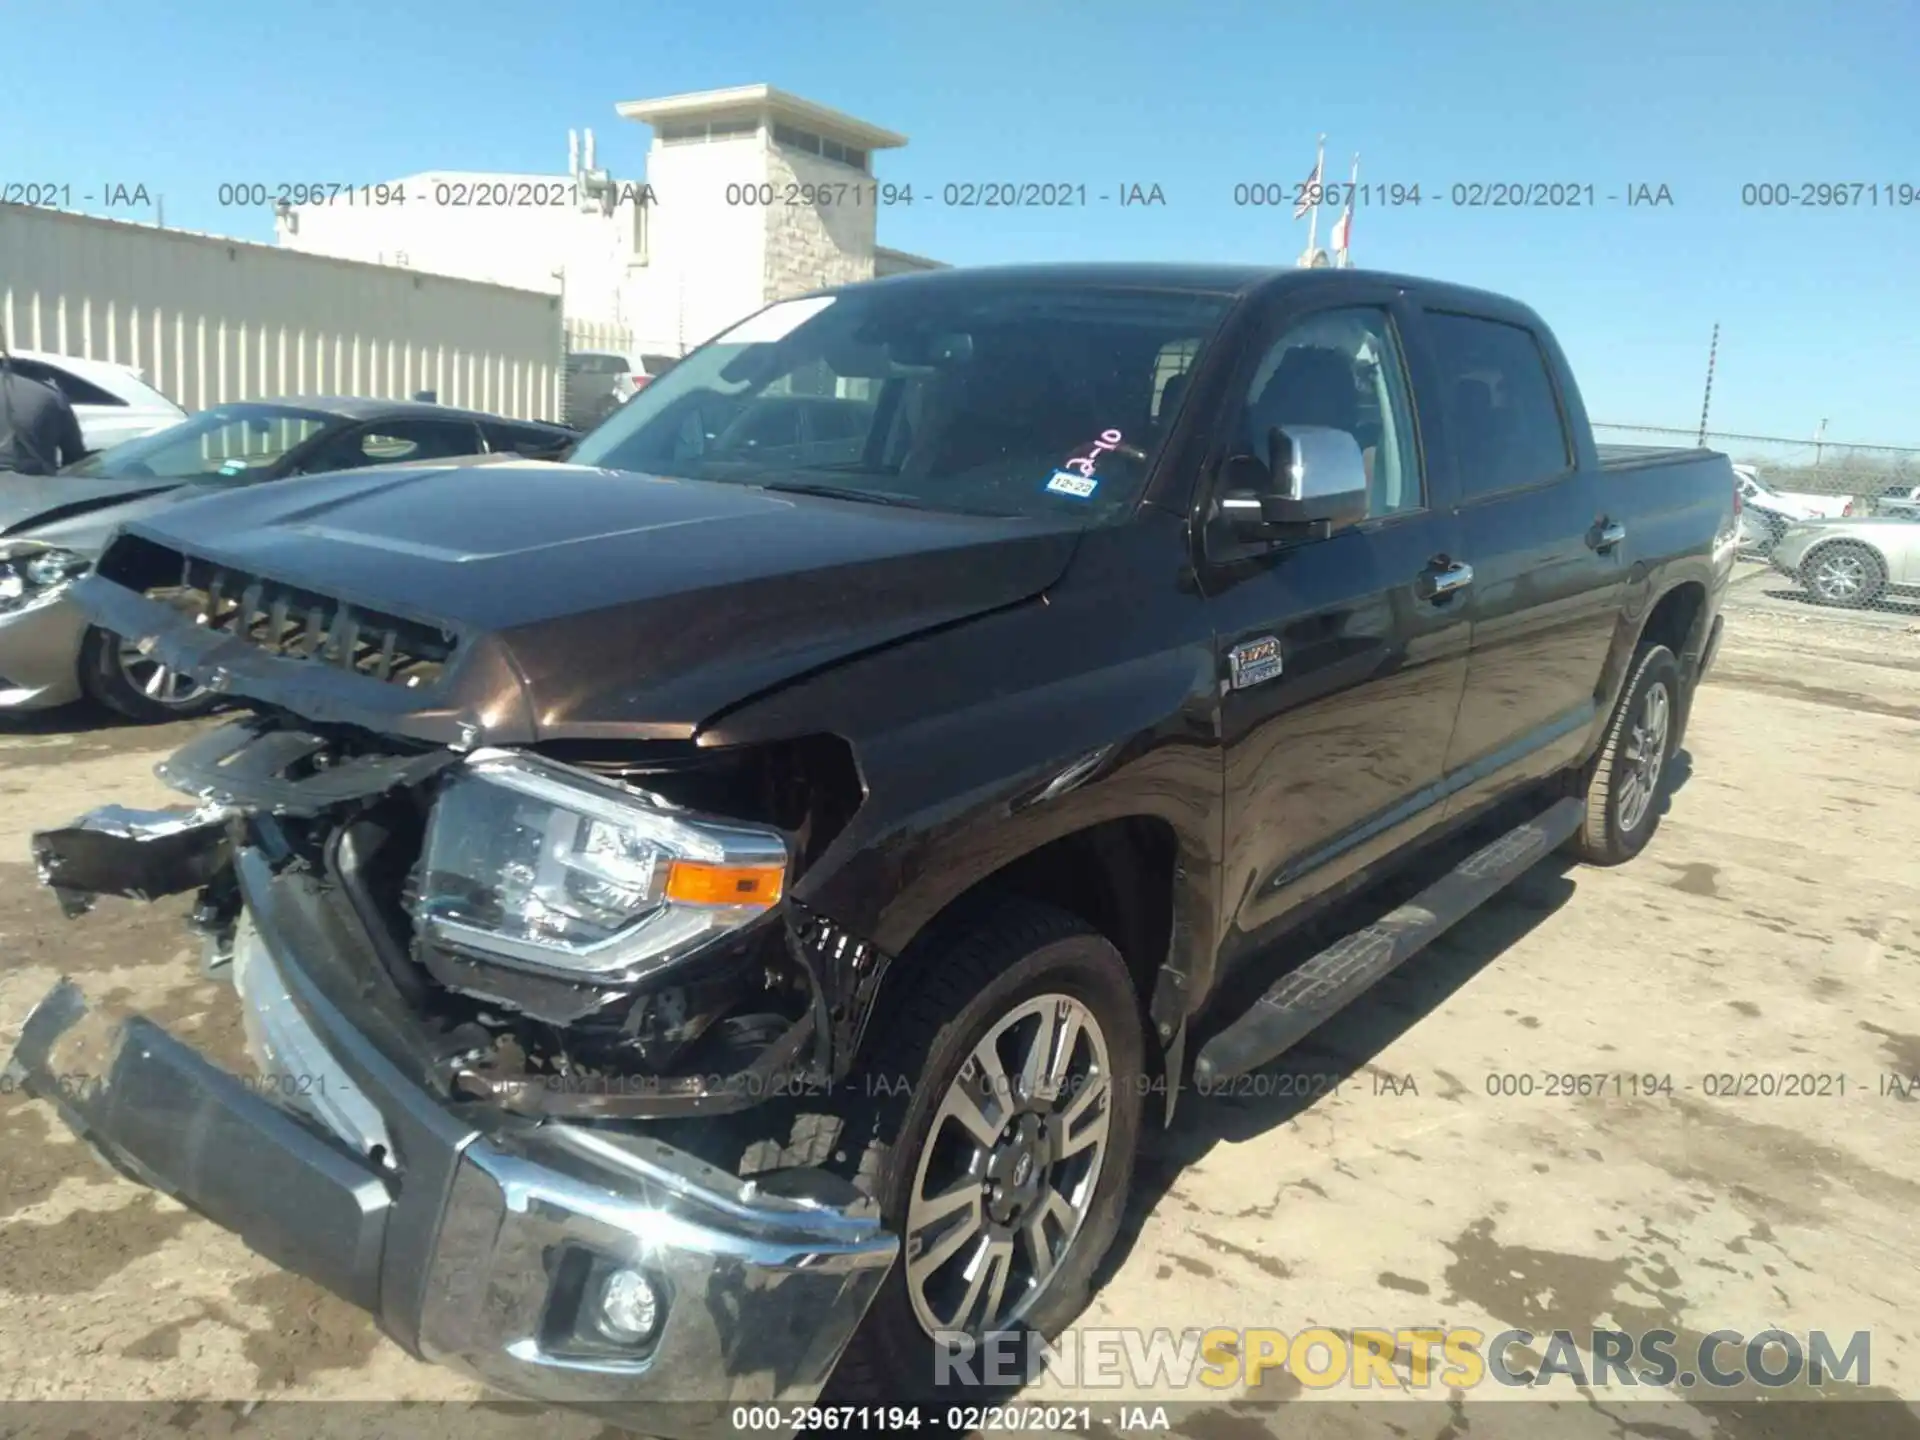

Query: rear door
<box><xmin>1204</xmin><ymin>285</ymin><xmax>1471</xmax><ymax>973</ymax></box>
<box><xmin>1416</xmin><ymin>308</ymin><xmax>1629</xmax><ymax>817</ymax></box>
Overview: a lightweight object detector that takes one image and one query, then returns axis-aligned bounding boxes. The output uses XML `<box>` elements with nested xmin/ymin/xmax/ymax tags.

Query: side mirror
<box><xmin>1219</xmin><ymin>424</ymin><xmax>1370</xmax><ymax>542</ymax></box>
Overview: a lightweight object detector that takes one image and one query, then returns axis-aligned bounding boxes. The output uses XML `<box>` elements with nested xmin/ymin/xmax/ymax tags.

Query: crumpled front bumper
<box><xmin>6</xmin><ymin>809</ymin><xmax>898</xmax><ymax>1437</ymax></box>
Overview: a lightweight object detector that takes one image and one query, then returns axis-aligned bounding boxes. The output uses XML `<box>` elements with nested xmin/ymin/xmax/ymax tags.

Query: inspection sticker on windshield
<box><xmin>1230</xmin><ymin>635</ymin><xmax>1284</xmax><ymax>689</ymax></box>
<box><xmin>1046</xmin><ymin>470</ymin><xmax>1099</xmax><ymax>498</ymax></box>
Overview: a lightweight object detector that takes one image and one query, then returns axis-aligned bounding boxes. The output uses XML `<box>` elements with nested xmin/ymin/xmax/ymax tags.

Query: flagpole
<box><xmin>1306</xmin><ymin>133</ymin><xmax>1325</xmax><ymax>257</ymax></box>
<box><xmin>1338</xmin><ymin>152</ymin><xmax>1358</xmax><ymax>266</ymax></box>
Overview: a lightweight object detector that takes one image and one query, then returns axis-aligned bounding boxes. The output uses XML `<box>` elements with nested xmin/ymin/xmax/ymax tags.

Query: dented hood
<box><xmin>83</xmin><ymin>461</ymin><xmax>1082</xmax><ymax>745</ymax></box>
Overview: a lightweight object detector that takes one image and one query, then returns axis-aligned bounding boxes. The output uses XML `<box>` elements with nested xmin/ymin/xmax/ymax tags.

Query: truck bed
<box><xmin>1596</xmin><ymin>443</ymin><xmax>1719</xmax><ymax>470</ymax></box>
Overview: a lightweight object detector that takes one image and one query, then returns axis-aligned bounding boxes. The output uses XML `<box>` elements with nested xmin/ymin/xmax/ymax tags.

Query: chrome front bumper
<box><xmin>7</xmin><ymin>819</ymin><xmax>897</xmax><ymax>1437</ymax></box>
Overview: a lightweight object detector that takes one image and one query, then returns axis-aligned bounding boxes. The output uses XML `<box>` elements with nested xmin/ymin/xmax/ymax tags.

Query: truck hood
<box><xmin>84</xmin><ymin>462</ymin><xmax>1084</xmax><ymax>746</ymax></box>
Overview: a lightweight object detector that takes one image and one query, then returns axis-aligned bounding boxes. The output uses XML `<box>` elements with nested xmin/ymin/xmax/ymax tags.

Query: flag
<box><xmin>1330</xmin><ymin>197</ymin><xmax>1352</xmax><ymax>254</ymax></box>
<box><xmin>1293</xmin><ymin>140</ymin><xmax>1324</xmax><ymax>219</ymax></box>
<box><xmin>1330</xmin><ymin>154</ymin><xmax>1358</xmax><ymax>264</ymax></box>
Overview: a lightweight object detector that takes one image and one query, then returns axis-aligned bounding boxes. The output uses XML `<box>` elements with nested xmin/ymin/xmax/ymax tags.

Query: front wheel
<box><xmin>79</xmin><ymin>626</ymin><xmax>220</xmax><ymax>723</ymax></box>
<box><xmin>827</xmin><ymin>899</ymin><xmax>1146</xmax><ymax>1404</ymax></box>
<box><xmin>1801</xmin><ymin>541</ymin><xmax>1887</xmax><ymax>608</ymax></box>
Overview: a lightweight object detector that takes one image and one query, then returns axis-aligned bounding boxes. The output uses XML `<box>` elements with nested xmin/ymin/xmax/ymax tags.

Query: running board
<box><xmin>1192</xmin><ymin>796</ymin><xmax>1584</xmax><ymax>1087</ymax></box>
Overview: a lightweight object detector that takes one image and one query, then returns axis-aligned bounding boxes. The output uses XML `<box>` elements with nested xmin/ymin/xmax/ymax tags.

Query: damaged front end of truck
<box><xmin>4</xmin><ymin>529</ymin><xmax>911</xmax><ymax>1434</ymax></box>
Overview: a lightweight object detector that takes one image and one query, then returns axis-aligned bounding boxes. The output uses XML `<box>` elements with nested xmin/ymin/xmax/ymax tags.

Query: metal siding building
<box><xmin>1</xmin><ymin>204</ymin><xmax>568</xmax><ymax>420</ymax></box>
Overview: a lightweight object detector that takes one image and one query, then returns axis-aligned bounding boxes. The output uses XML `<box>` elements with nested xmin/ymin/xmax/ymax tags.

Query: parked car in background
<box><xmin>2</xmin><ymin>349</ymin><xmax>187</xmax><ymax>454</ymax></box>
<box><xmin>1771</xmin><ymin>514</ymin><xmax>1920</xmax><ymax>608</ymax></box>
<box><xmin>1868</xmin><ymin>482</ymin><xmax>1920</xmax><ymax>520</ymax></box>
<box><xmin>564</xmin><ymin>350</ymin><xmax>638</xmax><ymax>429</ymax></box>
<box><xmin>0</xmin><ymin>397</ymin><xmax>574</xmax><ymax>721</ymax></box>
<box><xmin>564</xmin><ymin>352</ymin><xmax>684</xmax><ymax>431</ymax></box>
<box><xmin>1731</xmin><ymin>463</ymin><xmax>1857</xmax><ymax>555</ymax></box>
<box><xmin>632</xmin><ymin>352</ymin><xmax>680</xmax><ymax>393</ymax></box>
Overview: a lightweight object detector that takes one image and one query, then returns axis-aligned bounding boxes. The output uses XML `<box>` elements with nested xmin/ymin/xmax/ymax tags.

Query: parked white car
<box><xmin>1771</xmin><ymin>515</ymin><xmax>1920</xmax><ymax>608</ymax></box>
<box><xmin>2</xmin><ymin>350</ymin><xmax>187</xmax><ymax>455</ymax></box>
<box><xmin>1732</xmin><ymin>463</ymin><xmax>1855</xmax><ymax>555</ymax></box>
<box><xmin>1869</xmin><ymin>483</ymin><xmax>1920</xmax><ymax>520</ymax></box>
<box><xmin>1733</xmin><ymin>464</ymin><xmax>1855</xmax><ymax>520</ymax></box>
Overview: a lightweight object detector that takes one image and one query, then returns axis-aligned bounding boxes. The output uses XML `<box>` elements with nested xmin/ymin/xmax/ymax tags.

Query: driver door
<box><xmin>1203</xmin><ymin>289</ymin><xmax>1470</xmax><ymax>974</ymax></box>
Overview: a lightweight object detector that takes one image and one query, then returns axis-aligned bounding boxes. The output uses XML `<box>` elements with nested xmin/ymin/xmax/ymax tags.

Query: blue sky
<box><xmin>12</xmin><ymin>0</ymin><xmax>1917</xmax><ymax>443</ymax></box>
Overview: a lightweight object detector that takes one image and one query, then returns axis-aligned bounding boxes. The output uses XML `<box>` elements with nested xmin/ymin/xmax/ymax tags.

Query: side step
<box><xmin>1192</xmin><ymin>796</ymin><xmax>1584</xmax><ymax>1087</ymax></box>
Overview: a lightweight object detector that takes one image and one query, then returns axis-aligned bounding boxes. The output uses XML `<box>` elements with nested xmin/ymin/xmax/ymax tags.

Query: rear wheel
<box><xmin>1568</xmin><ymin>643</ymin><xmax>1680</xmax><ymax>866</ymax></box>
<box><xmin>826</xmin><ymin>899</ymin><xmax>1145</xmax><ymax>1403</ymax></box>
<box><xmin>79</xmin><ymin>625</ymin><xmax>220</xmax><ymax>723</ymax></box>
<box><xmin>1801</xmin><ymin>541</ymin><xmax>1886</xmax><ymax>608</ymax></box>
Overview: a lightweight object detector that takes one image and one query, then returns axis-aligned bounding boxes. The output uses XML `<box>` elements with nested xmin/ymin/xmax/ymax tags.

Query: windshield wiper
<box><xmin>760</xmin><ymin>480</ymin><xmax>930</xmax><ymax>509</ymax></box>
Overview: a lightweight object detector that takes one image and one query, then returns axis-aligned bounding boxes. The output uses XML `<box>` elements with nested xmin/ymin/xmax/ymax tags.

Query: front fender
<box><xmin>699</xmin><ymin>519</ymin><xmax>1226</xmax><ymax>1038</ymax></box>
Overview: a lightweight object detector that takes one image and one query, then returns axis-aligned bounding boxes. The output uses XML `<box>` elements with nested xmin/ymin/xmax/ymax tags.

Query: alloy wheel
<box><xmin>114</xmin><ymin>636</ymin><xmax>206</xmax><ymax>708</ymax></box>
<box><xmin>1810</xmin><ymin>549</ymin><xmax>1869</xmax><ymax>604</ymax></box>
<box><xmin>1616</xmin><ymin>680</ymin><xmax>1670</xmax><ymax>834</ymax></box>
<box><xmin>903</xmin><ymin>993</ymin><xmax>1113</xmax><ymax>1339</ymax></box>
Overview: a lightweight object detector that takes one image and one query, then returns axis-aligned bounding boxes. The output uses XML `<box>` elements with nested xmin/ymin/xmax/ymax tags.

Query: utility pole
<box><xmin>1697</xmin><ymin>322</ymin><xmax>1719</xmax><ymax>447</ymax></box>
<box><xmin>1814</xmin><ymin>418</ymin><xmax>1829</xmax><ymax>467</ymax></box>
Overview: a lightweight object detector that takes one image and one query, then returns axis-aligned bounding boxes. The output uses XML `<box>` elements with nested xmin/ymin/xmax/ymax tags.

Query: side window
<box><xmin>724</xmin><ymin>400</ymin><xmax>804</xmax><ymax>452</ymax></box>
<box><xmin>354</xmin><ymin>420</ymin><xmax>484</xmax><ymax>464</ymax></box>
<box><xmin>302</xmin><ymin>419</ymin><xmax>482</xmax><ymax>473</ymax></box>
<box><xmin>9</xmin><ymin>360</ymin><xmax>124</xmax><ymax>407</ymax></box>
<box><xmin>54</xmin><ymin>370</ymin><xmax>127</xmax><ymax>407</ymax></box>
<box><xmin>1233</xmin><ymin>306</ymin><xmax>1423</xmax><ymax>519</ymax></box>
<box><xmin>1425</xmin><ymin>312</ymin><xmax>1572</xmax><ymax>499</ymax></box>
<box><xmin>482</xmin><ymin>421</ymin><xmax>567</xmax><ymax>456</ymax></box>
<box><xmin>1151</xmin><ymin>338</ymin><xmax>1203</xmax><ymax>433</ymax></box>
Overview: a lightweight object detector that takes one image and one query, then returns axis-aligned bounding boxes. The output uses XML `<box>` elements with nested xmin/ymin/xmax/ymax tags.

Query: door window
<box><xmin>1233</xmin><ymin>307</ymin><xmax>1423</xmax><ymax>519</ymax></box>
<box><xmin>299</xmin><ymin>419</ymin><xmax>482</xmax><ymax>474</ymax></box>
<box><xmin>1425</xmin><ymin>313</ymin><xmax>1572</xmax><ymax>499</ymax></box>
<box><xmin>7</xmin><ymin>359</ymin><xmax>126</xmax><ymax>407</ymax></box>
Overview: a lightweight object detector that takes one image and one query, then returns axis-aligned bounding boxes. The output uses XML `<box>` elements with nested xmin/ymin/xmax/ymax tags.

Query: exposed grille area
<box><xmin>102</xmin><ymin>536</ymin><xmax>458</xmax><ymax>689</ymax></box>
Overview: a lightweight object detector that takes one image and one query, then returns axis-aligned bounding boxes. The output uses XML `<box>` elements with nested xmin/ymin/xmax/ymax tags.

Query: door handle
<box><xmin>1418</xmin><ymin>560</ymin><xmax>1475</xmax><ymax>599</ymax></box>
<box><xmin>1590</xmin><ymin>519</ymin><xmax>1627</xmax><ymax>552</ymax></box>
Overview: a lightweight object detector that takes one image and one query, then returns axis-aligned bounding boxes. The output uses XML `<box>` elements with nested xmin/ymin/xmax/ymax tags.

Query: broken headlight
<box><xmin>0</xmin><ymin>543</ymin><xmax>91</xmax><ymax>616</ymax></box>
<box><xmin>412</xmin><ymin>748</ymin><xmax>789</xmax><ymax>981</ymax></box>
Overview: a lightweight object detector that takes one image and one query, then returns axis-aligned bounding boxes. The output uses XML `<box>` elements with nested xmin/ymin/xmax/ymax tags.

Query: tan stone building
<box><xmin>275</xmin><ymin>84</ymin><xmax>944</xmax><ymax>361</ymax></box>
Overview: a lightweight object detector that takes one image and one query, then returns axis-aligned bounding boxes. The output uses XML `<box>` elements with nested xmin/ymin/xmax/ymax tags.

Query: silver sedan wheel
<box><xmin>1808</xmin><ymin>549</ymin><xmax>1870</xmax><ymax>603</ymax></box>
<box><xmin>115</xmin><ymin>637</ymin><xmax>205</xmax><ymax>708</ymax></box>
<box><xmin>903</xmin><ymin>993</ymin><xmax>1113</xmax><ymax>1339</ymax></box>
<box><xmin>1616</xmin><ymin>679</ymin><xmax>1670</xmax><ymax>835</ymax></box>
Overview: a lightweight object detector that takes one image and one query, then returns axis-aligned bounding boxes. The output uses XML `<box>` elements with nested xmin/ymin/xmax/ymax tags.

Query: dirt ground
<box><xmin>1</xmin><ymin>598</ymin><xmax>1916</xmax><ymax>1440</ymax></box>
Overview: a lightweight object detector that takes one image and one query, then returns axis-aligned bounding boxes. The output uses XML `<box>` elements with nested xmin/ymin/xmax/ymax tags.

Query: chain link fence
<box><xmin>1595</xmin><ymin>424</ymin><xmax>1920</xmax><ymax>625</ymax></box>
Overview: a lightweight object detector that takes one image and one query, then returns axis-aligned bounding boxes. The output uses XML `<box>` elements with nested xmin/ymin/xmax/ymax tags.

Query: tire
<box><xmin>78</xmin><ymin>625</ymin><xmax>220</xmax><ymax>723</ymax></box>
<box><xmin>1567</xmin><ymin>643</ymin><xmax>1681</xmax><ymax>866</ymax></box>
<box><xmin>1800</xmin><ymin>541</ymin><xmax>1887</xmax><ymax>609</ymax></box>
<box><xmin>825</xmin><ymin>898</ymin><xmax>1146</xmax><ymax>1404</ymax></box>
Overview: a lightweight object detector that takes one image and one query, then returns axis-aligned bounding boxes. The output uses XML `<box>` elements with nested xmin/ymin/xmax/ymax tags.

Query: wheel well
<box><xmin>1640</xmin><ymin>580</ymin><xmax>1708</xmax><ymax>661</ymax></box>
<box><xmin>1803</xmin><ymin>536</ymin><xmax>1886</xmax><ymax>573</ymax></box>
<box><xmin>903</xmin><ymin>817</ymin><xmax>1179</xmax><ymax>1005</ymax></box>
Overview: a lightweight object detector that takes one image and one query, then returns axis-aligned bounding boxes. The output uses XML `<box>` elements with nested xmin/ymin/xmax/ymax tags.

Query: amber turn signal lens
<box><xmin>663</xmin><ymin>860</ymin><xmax>786</xmax><ymax>908</ymax></box>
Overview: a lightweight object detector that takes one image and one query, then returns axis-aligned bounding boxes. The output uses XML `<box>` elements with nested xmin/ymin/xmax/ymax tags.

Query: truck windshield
<box><xmin>569</xmin><ymin>281</ymin><xmax>1234</xmax><ymax>521</ymax></box>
